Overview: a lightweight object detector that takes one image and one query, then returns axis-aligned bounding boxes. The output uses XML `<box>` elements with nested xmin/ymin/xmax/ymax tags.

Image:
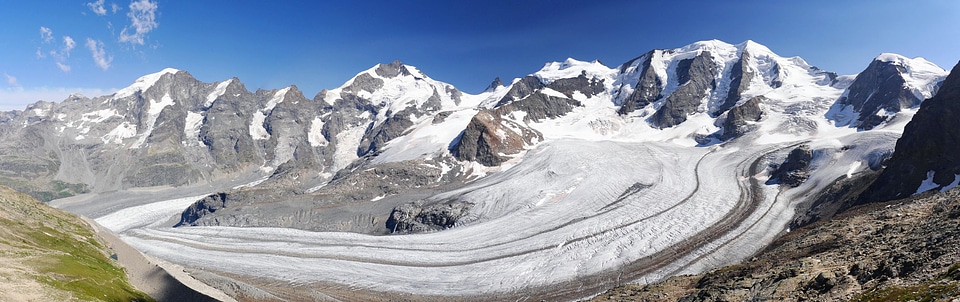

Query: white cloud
<box><xmin>87</xmin><ymin>0</ymin><xmax>107</xmax><ymax>16</ymax></box>
<box><xmin>119</xmin><ymin>0</ymin><xmax>159</xmax><ymax>46</ymax></box>
<box><xmin>85</xmin><ymin>38</ymin><xmax>113</xmax><ymax>71</ymax></box>
<box><xmin>62</xmin><ymin>36</ymin><xmax>76</xmax><ymax>55</ymax></box>
<box><xmin>36</xmin><ymin>48</ymin><xmax>46</xmax><ymax>59</ymax></box>
<box><xmin>56</xmin><ymin>62</ymin><xmax>72</xmax><ymax>72</ymax></box>
<box><xmin>111</xmin><ymin>2</ymin><xmax>121</xmax><ymax>13</ymax></box>
<box><xmin>3</xmin><ymin>73</ymin><xmax>19</xmax><ymax>87</ymax></box>
<box><xmin>40</xmin><ymin>27</ymin><xmax>53</xmax><ymax>43</ymax></box>
<box><xmin>0</xmin><ymin>87</ymin><xmax>117</xmax><ymax>111</ymax></box>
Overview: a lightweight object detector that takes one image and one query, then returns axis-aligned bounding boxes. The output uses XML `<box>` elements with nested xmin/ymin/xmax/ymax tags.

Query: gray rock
<box><xmin>719</xmin><ymin>96</ymin><xmax>764</xmax><ymax>141</ymax></box>
<box><xmin>768</xmin><ymin>145</ymin><xmax>813</xmax><ymax>187</ymax></box>
<box><xmin>713</xmin><ymin>51</ymin><xmax>754</xmax><ymax>116</ymax></box>
<box><xmin>617</xmin><ymin>51</ymin><xmax>663</xmax><ymax>115</ymax></box>
<box><xmin>651</xmin><ymin>51</ymin><xmax>717</xmax><ymax>128</ymax></box>
<box><xmin>859</xmin><ymin>60</ymin><xmax>960</xmax><ymax>203</ymax></box>
<box><xmin>831</xmin><ymin>59</ymin><xmax>925</xmax><ymax>130</ymax></box>
<box><xmin>386</xmin><ymin>200</ymin><xmax>470</xmax><ymax>234</ymax></box>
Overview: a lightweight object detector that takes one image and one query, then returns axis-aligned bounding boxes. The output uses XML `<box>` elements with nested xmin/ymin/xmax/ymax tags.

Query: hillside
<box><xmin>0</xmin><ymin>185</ymin><xmax>152</xmax><ymax>301</ymax></box>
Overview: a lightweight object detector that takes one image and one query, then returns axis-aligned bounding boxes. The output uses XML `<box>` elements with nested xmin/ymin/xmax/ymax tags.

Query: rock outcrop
<box><xmin>827</xmin><ymin>55</ymin><xmax>947</xmax><ymax>130</ymax></box>
<box><xmin>768</xmin><ymin>145</ymin><xmax>813</xmax><ymax>187</ymax></box>
<box><xmin>719</xmin><ymin>96</ymin><xmax>764</xmax><ymax>140</ymax></box>
<box><xmin>651</xmin><ymin>51</ymin><xmax>718</xmax><ymax>128</ymax></box>
<box><xmin>859</xmin><ymin>60</ymin><xmax>960</xmax><ymax>203</ymax></box>
<box><xmin>386</xmin><ymin>200</ymin><xmax>470</xmax><ymax>234</ymax></box>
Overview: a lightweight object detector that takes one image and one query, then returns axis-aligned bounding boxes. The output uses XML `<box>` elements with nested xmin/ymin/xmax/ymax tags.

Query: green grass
<box><xmin>19</xmin><ymin>222</ymin><xmax>153</xmax><ymax>302</ymax></box>
<box><xmin>0</xmin><ymin>186</ymin><xmax>153</xmax><ymax>302</ymax></box>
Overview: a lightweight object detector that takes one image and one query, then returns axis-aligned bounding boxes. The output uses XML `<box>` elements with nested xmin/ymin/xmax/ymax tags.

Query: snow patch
<box><xmin>102</xmin><ymin>122</ymin><xmax>137</xmax><ymax>144</ymax></box>
<box><xmin>308</xmin><ymin>116</ymin><xmax>328</xmax><ymax>147</ymax></box>
<box><xmin>114</xmin><ymin>68</ymin><xmax>180</xmax><ymax>99</ymax></box>
<box><xmin>132</xmin><ymin>94</ymin><xmax>175</xmax><ymax>149</ymax></box>
<box><xmin>205</xmin><ymin>79</ymin><xmax>232</xmax><ymax>107</ymax></box>
<box><xmin>184</xmin><ymin>111</ymin><xmax>205</xmax><ymax>145</ymax></box>
<box><xmin>914</xmin><ymin>170</ymin><xmax>938</xmax><ymax>195</ymax></box>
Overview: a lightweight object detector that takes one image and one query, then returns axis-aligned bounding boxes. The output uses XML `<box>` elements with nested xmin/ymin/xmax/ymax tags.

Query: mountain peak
<box><xmin>113</xmin><ymin>68</ymin><xmax>182</xmax><ymax>99</ymax></box>
<box><xmin>534</xmin><ymin>58</ymin><xmax>614</xmax><ymax>84</ymax></box>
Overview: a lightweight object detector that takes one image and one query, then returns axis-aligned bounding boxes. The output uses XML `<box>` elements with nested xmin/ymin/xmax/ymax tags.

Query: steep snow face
<box><xmin>249</xmin><ymin>87</ymin><xmax>290</xmax><ymax>140</ymax></box>
<box><xmin>114</xmin><ymin>68</ymin><xmax>180</xmax><ymax>99</ymax></box>
<box><xmin>132</xmin><ymin>94</ymin><xmax>175</xmax><ymax>149</ymax></box>
<box><xmin>204</xmin><ymin>79</ymin><xmax>233</xmax><ymax>107</ymax></box>
<box><xmin>535</xmin><ymin>58</ymin><xmax>617</xmax><ymax>84</ymax></box>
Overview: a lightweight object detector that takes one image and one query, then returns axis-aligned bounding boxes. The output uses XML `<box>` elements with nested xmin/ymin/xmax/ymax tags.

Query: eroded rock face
<box><xmin>386</xmin><ymin>200</ymin><xmax>470</xmax><ymax>234</ymax></box>
<box><xmin>651</xmin><ymin>51</ymin><xmax>718</xmax><ymax>128</ymax></box>
<box><xmin>714</xmin><ymin>52</ymin><xmax>755</xmax><ymax>116</ymax></box>
<box><xmin>719</xmin><ymin>96</ymin><xmax>764</xmax><ymax>141</ymax></box>
<box><xmin>859</xmin><ymin>60</ymin><xmax>960</xmax><ymax>203</ymax></box>
<box><xmin>617</xmin><ymin>51</ymin><xmax>663</xmax><ymax>115</ymax></box>
<box><xmin>832</xmin><ymin>59</ymin><xmax>924</xmax><ymax>130</ymax></box>
<box><xmin>768</xmin><ymin>145</ymin><xmax>813</xmax><ymax>187</ymax></box>
<box><xmin>452</xmin><ymin>109</ymin><xmax>541</xmax><ymax>167</ymax></box>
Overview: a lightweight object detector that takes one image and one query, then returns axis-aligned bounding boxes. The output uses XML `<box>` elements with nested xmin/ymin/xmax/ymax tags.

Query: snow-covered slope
<box><xmin>20</xmin><ymin>40</ymin><xmax>949</xmax><ymax>300</ymax></box>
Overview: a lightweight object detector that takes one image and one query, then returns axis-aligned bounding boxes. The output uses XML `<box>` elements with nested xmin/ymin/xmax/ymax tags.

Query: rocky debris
<box><xmin>859</xmin><ymin>60</ymin><xmax>960</xmax><ymax>204</ymax></box>
<box><xmin>767</xmin><ymin>145</ymin><xmax>813</xmax><ymax>187</ymax></box>
<box><xmin>594</xmin><ymin>188</ymin><xmax>960</xmax><ymax>302</ymax></box>
<box><xmin>617</xmin><ymin>50</ymin><xmax>663</xmax><ymax>115</ymax></box>
<box><xmin>386</xmin><ymin>200</ymin><xmax>470</xmax><ymax>234</ymax></box>
<box><xmin>719</xmin><ymin>96</ymin><xmax>764</xmax><ymax>141</ymax></box>
<box><xmin>651</xmin><ymin>51</ymin><xmax>718</xmax><ymax>128</ymax></box>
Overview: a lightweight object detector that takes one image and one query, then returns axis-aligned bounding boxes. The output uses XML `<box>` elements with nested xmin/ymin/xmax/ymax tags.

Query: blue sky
<box><xmin>1</xmin><ymin>0</ymin><xmax>958</xmax><ymax>111</ymax></box>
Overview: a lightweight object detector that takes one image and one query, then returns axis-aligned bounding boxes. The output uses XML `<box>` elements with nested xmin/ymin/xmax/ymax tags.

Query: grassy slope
<box><xmin>0</xmin><ymin>185</ymin><xmax>153</xmax><ymax>301</ymax></box>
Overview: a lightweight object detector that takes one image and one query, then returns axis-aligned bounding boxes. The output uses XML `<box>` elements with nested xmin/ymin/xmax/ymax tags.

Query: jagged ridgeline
<box><xmin>10</xmin><ymin>40</ymin><xmax>955</xmax><ymax>300</ymax></box>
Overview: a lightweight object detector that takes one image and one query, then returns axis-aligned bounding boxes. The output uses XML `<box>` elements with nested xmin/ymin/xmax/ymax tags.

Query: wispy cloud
<box><xmin>40</xmin><ymin>26</ymin><xmax>53</xmax><ymax>43</ymax></box>
<box><xmin>3</xmin><ymin>73</ymin><xmax>19</xmax><ymax>87</ymax></box>
<box><xmin>56</xmin><ymin>62</ymin><xmax>71</xmax><ymax>73</ymax></box>
<box><xmin>62</xmin><ymin>36</ymin><xmax>76</xmax><ymax>55</ymax></box>
<box><xmin>86</xmin><ymin>38</ymin><xmax>113</xmax><ymax>71</ymax></box>
<box><xmin>87</xmin><ymin>0</ymin><xmax>107</xmax><ymax>16</ymax></box>
<box><xmin>119</xmin><ymin>0</ymin><xmax>159</xmax><ymax>46</ymax></box>
<box><xmin>111</xmin><ymin>2</ymin><xmax>121</xmax><ymax>14</ymax></box>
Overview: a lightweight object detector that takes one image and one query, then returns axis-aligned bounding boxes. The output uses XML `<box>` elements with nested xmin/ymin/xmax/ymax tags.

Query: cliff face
<box><xmin>859</xmin><ymin>60</ymin><xmax>960</xmax><ymax>204</ymax></box>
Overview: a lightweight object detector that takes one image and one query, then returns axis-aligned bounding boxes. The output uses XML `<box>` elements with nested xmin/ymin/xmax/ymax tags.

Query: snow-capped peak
<box><xmin>114</xmin><ymin>68</ymin><xmax>181</xmax><ymax>99</ymax></box>
<box><xmin>874</xmin><ymin>53</ymin><xmax>948</xmax><ymax>99</ymax></box>
<box><xmin>534</xmin><ymin>58</ymin><xmax>616</xmax><ymax>84</ymax></box>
